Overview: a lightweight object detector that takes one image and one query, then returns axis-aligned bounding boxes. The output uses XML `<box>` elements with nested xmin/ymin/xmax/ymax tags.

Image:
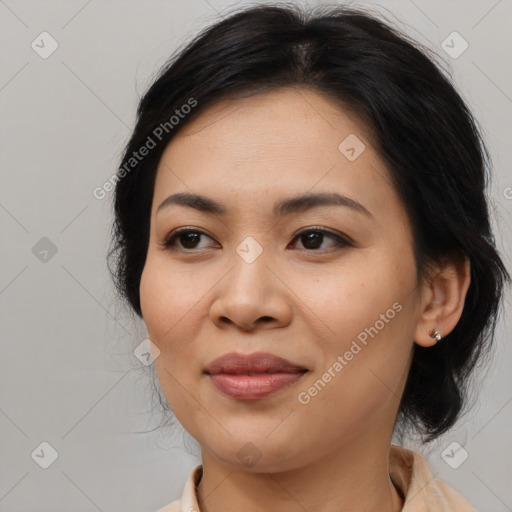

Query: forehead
<box><xmin>153</xmin><ymin>87</ymin><xmax>398</xmax><ymax>217</ymax></box>
<box><xmin>167</xmin><ymin>87</ymin><xmax>372</xmax><ymax>160</ymax></box>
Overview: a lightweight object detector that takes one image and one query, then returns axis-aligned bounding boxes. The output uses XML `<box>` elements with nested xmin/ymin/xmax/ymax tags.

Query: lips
<box><xmin>204</xmin><ymin>352</ymin><xmax>308</xmax><ymax>400</ymax></box>
<box><xmin>204</xmin><ymin>351</ymin><xmax>307</xmax><ymax>375</ymax></box>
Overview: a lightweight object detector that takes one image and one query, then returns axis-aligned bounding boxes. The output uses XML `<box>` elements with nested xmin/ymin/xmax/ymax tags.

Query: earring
<box><xmin>429</xmin><ymin>329</ymin><xmax>442</xmax><ymax>342</ymax></box>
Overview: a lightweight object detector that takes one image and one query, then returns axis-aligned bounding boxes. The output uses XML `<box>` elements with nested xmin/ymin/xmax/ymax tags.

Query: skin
<box><xmin>139</xmin><ymin>87</ymin><xmax>470</xmax><ymax>512</ymax></box>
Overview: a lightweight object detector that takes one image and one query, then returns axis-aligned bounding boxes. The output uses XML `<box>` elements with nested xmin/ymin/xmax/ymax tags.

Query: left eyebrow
<box><xmin>273</xmin><ymin>192</ymin><xmax>373</xmax><ymax>218</ymax></box>
<box><xmin>156</xmin><ymin>191</ymin><xmax>372</xmax><ymax>218</ymax></box>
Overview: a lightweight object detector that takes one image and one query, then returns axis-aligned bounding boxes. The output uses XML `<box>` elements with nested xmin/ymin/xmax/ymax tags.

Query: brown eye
<box><xmin>300</xmin><ymin>231</ymin><xmax>324</xmax><ymax>249</ymax></box>
<box><xmin>179</xmin><ymin>231</ymin><xmax>201</xmax><ymax>249</ymax></box>
<box><xmin>290</xmin><ymin>229</ymin><xmax>351</xmax><ymax>251</ymax></box>
<box><xmin>161</xmin><ymin>229</ymin><xmax>217</xmax><ymax>250</ymax></box>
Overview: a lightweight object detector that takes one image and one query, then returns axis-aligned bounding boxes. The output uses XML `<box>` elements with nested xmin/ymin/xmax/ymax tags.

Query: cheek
<box><xmin>290</xmin><ymin>249</ymin><xmax>415</xmax><ymax>342</ymax></box>
<box><xmin>139</xmin><ymin>257</ymin><xmax>206</xmax><ymax>426</ymax></box>
<box><xmin>294</xmin><ymin>249</ymin><xmax>418</xmax><ymax>402</ymax></box>
<box><xmin>139</xmin><ymin>256</ymin><xmax>204</xmax><ymax>344</ymax></box>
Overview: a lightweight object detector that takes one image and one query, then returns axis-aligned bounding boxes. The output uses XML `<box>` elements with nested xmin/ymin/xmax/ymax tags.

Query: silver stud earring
<box><xmin>429</xmin><ymin>329</ymin><xmax>442</xmax><ymax>342</ymax></box>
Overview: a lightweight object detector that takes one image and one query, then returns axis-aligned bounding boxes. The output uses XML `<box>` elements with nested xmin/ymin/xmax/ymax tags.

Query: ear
<box><xmin>414</xmin><ymin>253</ymin><xmax>471</xmax><ymax>347</ymax></box>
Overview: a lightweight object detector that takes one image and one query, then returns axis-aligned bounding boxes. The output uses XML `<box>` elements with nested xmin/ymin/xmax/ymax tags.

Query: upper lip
<box><xmin>204</xmin><ymin>352</ymin><xmax>308</xmax><ymax>375</ymax></box>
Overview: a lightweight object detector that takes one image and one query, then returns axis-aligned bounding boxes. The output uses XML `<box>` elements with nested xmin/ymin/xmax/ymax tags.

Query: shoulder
<box><xmin>155</xmin><ymin>499</ymin><xmax>181</xmax><ymax>512</ymax></box>
<box><xmin>390</xmin><ymin>444</ymin><xmax>477</xmax><ymax>511</ymax></box>
<box><xmin>156</xmin><ymin>464</ymin><xmax>203</xmax><ymax>512</ymax></box>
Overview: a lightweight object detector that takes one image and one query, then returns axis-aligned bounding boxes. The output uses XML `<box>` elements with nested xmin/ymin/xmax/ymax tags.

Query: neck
<box><xmin>196</xmin><ymin>435</ymin><xmax>403</xmax><ymax>512</ymax></box>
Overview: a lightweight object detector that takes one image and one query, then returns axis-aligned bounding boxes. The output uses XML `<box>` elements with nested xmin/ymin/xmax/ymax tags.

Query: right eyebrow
<box><xmin>157</xmin><ymin>192</ymin><xmax>226</xmax><ymax>215</ymax></box>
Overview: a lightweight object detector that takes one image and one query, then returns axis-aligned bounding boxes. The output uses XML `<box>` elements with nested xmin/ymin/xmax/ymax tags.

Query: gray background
<box><xmin>0</xmin><ymin>0</ymin><xmax>511</xmax><ymax>511</ymax></box>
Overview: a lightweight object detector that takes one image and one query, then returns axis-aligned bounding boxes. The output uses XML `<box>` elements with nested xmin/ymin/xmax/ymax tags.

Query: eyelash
<box><xmin>159</xmin><ymin>227</ymin><xmax>353</xmax><ymax>253</ymax></box>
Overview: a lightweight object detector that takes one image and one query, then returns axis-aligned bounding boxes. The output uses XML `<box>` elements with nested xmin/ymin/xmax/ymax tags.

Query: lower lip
<box><xmin>208</xmin><ymin>372</ymin><xmax>306</xmax><ymax>400</ymax></box>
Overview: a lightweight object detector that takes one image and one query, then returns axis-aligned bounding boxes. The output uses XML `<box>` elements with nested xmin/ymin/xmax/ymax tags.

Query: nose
<box><xmin>209</xmin><ymin>253</ymin><xmax>293</xmax><ymax>332</ymax></box>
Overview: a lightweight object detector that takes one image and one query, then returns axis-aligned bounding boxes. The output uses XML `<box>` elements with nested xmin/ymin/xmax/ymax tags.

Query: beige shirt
<box><xmin>157</xmin><ymin>444</ymin><xmax>476</xmax><ymax>512</ymax></box>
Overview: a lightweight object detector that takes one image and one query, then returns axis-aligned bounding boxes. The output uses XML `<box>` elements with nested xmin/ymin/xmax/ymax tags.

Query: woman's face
<box><xmin>140</xmin><ymin>87</ymin><xmax>424</xmax><ymax>472</ymax></box>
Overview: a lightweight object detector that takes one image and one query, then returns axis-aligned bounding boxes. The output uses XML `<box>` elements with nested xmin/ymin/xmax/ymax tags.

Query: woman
<box><xmin>109</xmin><ymin>4</ymin><xmax>509</xmax><ymax>511</ymax></box>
